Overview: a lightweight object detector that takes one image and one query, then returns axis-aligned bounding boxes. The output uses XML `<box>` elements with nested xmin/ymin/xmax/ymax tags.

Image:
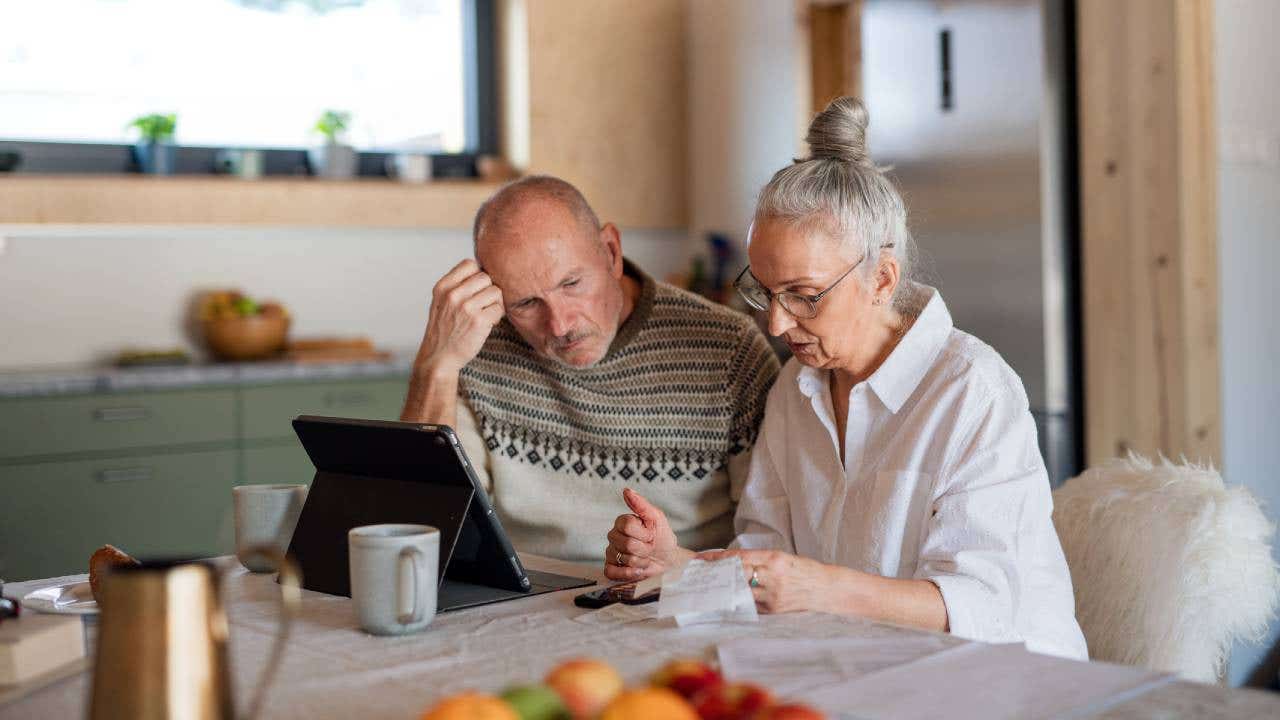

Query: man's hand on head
<box><xmin>414</xmin><ymin>259</ymin><xmax>505</xmax><ymax>378</ymax></box>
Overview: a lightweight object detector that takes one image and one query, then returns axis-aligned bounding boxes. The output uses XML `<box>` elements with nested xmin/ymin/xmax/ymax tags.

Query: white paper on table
<box><xmin>656</xmin><ymin>557</ymin><xmax>758</xmax><ymax>626</ymax></box>
<box><xmin>801</xmin><ymin>641</ymin><xmax>1175</xmax><ymax>720</ymax></box>
<box><xmin>571</xmin><ymin>601</ymin><xmax>660</xmax><ymax>627</ymax></box>
<box><xmin>716</xmin><ymin>635</ymin><xmax>958</xmax><ymax>699</ymax></box>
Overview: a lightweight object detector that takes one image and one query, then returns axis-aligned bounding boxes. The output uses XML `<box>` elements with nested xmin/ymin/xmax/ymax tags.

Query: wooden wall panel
<box><xmin>1077</xmin><ymin>0</ymin><xmax>1220</xmax><ymax>465</ymax></box>
<box><xmin>807</xmin><ymin>0</ymin><xmax>862</xmax><ymax>114</ymax></box>
<box><xmin>523</xmin><ymin>0</ymin><xmax>687</xmax><ymax>229</ymax></box>
<box><xmin>0</xmin><ymin>176</ymin><xmax>498</xmax><ymax>227</ymax></box>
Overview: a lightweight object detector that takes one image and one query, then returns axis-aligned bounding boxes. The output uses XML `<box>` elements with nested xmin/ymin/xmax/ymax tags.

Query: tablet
<box><xmin>287</xmin><ymin>415</ymin><xmax>594</xmax><ymax>611</ymax></box>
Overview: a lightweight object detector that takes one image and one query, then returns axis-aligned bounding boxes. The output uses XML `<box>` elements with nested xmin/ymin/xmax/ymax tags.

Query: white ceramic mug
<box><xmin>232</xmin><ymin>484</ymin><xmax>308</xmax><ymax>572</ymax></box>
<box><xmin>348</xmin><ymin>524</ymin><xmax>438</xmax><ymax>636</ymax></box>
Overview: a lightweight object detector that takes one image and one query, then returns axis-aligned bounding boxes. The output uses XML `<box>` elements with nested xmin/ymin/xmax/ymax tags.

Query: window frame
<box><xmin>0</xmin><ymin>0</ymin><xmax>496</xmax><ymax>179</ymax></box>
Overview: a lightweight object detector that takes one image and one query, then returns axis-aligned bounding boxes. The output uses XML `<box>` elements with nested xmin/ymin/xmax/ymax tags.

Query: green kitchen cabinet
<box><xmin>241</xmin><ymin>442</ymin><xmax>316</xmax><ymax>487</ymax></box>
<box><xmin>0</xmin><ymin>449</ymin><xmax>239</xmax><ymax>581</ymax></box>
<box><xmin>0</xmin><ymin>374</ymin><xmax>410</xmax><ymax>581</ymax></box>
<box><xmin>239</xmin><ymin>380</ymin><xmax>408</xmax><ymax>441</ymax></box>
<box><xmin>0</xmin><ymin>389</ymin><xmax>236</xmax><ymax>461</ymax></box>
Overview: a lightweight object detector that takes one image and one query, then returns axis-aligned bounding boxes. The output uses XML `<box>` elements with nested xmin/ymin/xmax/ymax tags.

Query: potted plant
<box><xmin>308</xmin><ymin>109</ymin><xmax>357</xmax><ymax>179</ymax></box>
<box><xmin>129</xmin><ymin>113</ymin><xmax>177</xmax><ymax>175</ymax></box>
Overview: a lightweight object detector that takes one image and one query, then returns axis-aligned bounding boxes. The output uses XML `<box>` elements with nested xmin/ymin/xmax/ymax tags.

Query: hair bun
<box><xmin>805</xmin><ymin>96</ymin><xmax>871</xmax><ymax>165</ymax></box>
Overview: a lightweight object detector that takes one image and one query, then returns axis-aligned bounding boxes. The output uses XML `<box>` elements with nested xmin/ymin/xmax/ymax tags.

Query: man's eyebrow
<box><xmin>508</xmin><ymin>266</ymin><xmax>587</xmax><ymax>307</ymax></box>
<box><xmin>557</xmin><ymin>267</ymin><xmax>585</xmax><ymax>285</ymax></box>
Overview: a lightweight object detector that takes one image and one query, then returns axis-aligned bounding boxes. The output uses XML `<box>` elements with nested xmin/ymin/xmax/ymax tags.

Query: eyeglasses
<box><xmin>734</xmin><ymin>252</ymin><xmax>872</xmax><ymax>319</ymax></box>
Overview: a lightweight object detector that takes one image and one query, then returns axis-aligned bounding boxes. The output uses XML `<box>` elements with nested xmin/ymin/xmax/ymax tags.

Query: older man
<box><xmin>401</xmin><ymin>176</ymin><xmax>779</xmax><ymax>563</ymax></box>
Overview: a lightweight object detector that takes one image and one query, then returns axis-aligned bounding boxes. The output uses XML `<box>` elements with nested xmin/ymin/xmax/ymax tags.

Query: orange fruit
<box><xmin>599</xmin><ymin>687</ymin><xmax>698</xmax><ymax>720</ymax></box>
<box><xmin>421</xmin><ymin>692</ymin><xmax>519</xmax><ymax>720</ymax></box>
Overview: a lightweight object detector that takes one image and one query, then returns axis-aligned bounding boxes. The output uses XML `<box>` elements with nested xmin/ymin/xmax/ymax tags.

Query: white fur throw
<box><xmin>1052</xmin><ymin>454</ymin><xmax>1280</xmax><ymax>682</ymax></box>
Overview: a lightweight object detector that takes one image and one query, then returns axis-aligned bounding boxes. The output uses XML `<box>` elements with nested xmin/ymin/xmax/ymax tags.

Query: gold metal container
<box><xmin>90</xmin><ymin>549</ymin><xmax>298</xmax><ymax>720</ymax></box>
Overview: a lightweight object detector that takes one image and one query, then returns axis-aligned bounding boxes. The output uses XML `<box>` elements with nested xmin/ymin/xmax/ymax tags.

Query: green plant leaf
<box><xmin>313</xmin><ymin>109</ymin><xmax>351</xmax><ymax>142</ymax></box>
<box><xmin>128</xmin><ymin>113</ymin><xmax>177</xmax><ymax>142</ymax></box>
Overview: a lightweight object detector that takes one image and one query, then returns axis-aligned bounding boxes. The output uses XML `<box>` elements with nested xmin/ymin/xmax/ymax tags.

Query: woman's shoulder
<box><xmin>924</xmin><ymin>327</ymin><xmax>1031</xmax><ymax>412</ymax></box>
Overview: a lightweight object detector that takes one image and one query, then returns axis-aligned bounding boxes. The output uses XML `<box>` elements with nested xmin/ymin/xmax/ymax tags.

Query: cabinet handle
<box><xmin>96</xmin><ymin>467</ymin><xmax>155</xmax><ymax>483</ymax></box>
<box><xmin>92</xmin><ymin>406</ymin><xmax>151</xmax><ymax>422</ymax></box>
<box><xmin>323</xmin><ymin>390</ymin><xmax>373</xmax><ymax>407</ymax></box>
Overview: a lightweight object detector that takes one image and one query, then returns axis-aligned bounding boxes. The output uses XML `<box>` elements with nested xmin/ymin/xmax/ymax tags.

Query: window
<box><xmin>0</xmin><ymin>0</ymin><xmax>495</xmax><ymax>175</ymax></box>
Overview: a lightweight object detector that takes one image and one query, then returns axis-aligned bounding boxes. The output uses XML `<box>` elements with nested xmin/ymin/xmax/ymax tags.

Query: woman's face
<box><xmin>747</xmin><ymin>217</ymin><xmax>887</xmax><ymax>372</ymax></box>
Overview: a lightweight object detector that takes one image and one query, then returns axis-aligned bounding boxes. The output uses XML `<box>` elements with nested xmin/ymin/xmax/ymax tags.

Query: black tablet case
<box><xmin>286</xmin><ymin>416</ymin><xmax>593</xmax><ymax>611</ymax></box>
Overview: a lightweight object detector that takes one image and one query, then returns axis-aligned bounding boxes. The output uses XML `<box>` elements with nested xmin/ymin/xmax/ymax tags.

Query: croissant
<box><xmin>88</xmin><ymin>544</ymin><xmax>139</xmax><ymax>603</ymax></box>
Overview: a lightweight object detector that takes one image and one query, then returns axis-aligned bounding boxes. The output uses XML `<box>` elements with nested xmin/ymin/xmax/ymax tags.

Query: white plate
<box><xmin>22</xmin><ymin>581</ymin><xmax>98</xmax><ymax>615</ymax></box>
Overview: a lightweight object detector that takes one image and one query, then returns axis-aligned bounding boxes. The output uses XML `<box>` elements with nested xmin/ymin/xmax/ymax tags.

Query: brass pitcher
<box><xmin>90</xmin><ymin>548</ymin><xmax>300</xmax><ymax>720</ymax></box>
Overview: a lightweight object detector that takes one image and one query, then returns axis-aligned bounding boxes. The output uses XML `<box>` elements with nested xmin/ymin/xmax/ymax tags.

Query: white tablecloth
<box><xmin>4</xmin><ymin>555</ymin><xmax>1279</xmax><ymax>719</ymax></box>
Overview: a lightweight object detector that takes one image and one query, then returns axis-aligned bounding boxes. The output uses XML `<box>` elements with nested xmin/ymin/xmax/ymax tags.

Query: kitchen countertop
<box><xmin>0</xmin><ymin>356</ymin><xmax>414</xmax><ymax>399</ymax></box>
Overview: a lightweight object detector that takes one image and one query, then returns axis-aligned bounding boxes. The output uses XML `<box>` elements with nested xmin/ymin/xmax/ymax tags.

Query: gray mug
<box><xmin>348</xmin><ymin>524</ymin><xmax>438</xmax><ymax>636</ymax></box>
<box><xmin>233</xmin><ymin>484</ymin><xmax>308</xmax><ymax>572</ymax></box>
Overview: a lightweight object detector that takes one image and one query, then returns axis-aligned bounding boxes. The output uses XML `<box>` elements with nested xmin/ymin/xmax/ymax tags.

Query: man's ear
<box><xmin>599</xmin><ymin>222</ymin><xmax>624</xmax><ymax>277</ymax></box>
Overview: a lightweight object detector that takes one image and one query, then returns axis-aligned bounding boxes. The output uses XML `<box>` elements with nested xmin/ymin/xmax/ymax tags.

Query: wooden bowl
<box><xmin>202</xmin><ymin>314</ymin><xmax>290</xmax><ymax>361</ymax></box>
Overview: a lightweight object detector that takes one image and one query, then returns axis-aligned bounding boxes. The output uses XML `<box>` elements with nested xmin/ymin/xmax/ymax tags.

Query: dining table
<box><xmin>3</xmin><ymin>554</ymin><xmax>1279</xmax><ymax>719</ymax></box>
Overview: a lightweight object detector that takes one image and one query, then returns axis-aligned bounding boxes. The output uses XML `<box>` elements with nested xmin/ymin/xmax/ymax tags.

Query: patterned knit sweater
<box><xmin>455</xmin><ymin>260</ymin><xmax>780</xmax><ymax>562</ymax></box>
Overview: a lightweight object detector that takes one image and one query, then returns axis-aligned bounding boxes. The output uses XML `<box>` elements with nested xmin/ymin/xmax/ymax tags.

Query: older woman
<box><xmin>604</xmin><ymin>97</ymin><xmax>1087</xmax><ymax>660</ymax></box>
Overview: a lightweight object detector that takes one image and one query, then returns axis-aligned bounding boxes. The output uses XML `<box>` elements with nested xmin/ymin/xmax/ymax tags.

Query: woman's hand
<box><xmin>697</xmin><ymin>549</ymin><xmax>836</xmax><ymax>614</ymax></box>
<box><xmin>603</xmin><ymin>489</ymin><xmax>688</xmax><ymax>581</ymax></box>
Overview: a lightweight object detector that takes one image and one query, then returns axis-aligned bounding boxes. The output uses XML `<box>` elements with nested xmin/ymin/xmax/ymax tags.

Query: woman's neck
<box><xmin>831</xmin><ymin>308</ymin><xmax>909</xmax><ymax>390</ymax></box>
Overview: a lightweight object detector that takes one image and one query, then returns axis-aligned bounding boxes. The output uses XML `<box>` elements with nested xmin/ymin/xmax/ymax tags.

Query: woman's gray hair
<box><xmin>754</xmin><ymin>96</ymin><xmax>915</xmax><ymax>308</ymax></box>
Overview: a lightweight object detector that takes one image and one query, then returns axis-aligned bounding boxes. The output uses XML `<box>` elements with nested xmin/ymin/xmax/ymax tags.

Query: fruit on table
<box><xmin>756</xmin><ymin>703</ymin><xmax>826</xmax><ymax>720</ymax></box>
<box><xmin>599</xmin><ymin>688</ymin><xmax>698</xmax><ymax>720</ymax></box>
<box><xmin>544</xmin><ymin>658</ymin><xmax>625</xmax><ymax>720</ymax></box>
<box><xmin>233</xmin><ymin>296</ymin><xmax>260</xmax><ymax>316</ymax></box>
<box><xmin>690</xmin><ymin>682</ymin><xmax>774</xmax><ymax>720</ymax></box>
<box><xmin>500</xmin><ymin>685</ymin><xmax>571</xmax><ymax>720</ymax></box>
<box><xmin>421</xmin><ymin>692</ymin><xmax>519</xmax><ymax>720</ymax></box>
<box><xmin>649</xmin><ymin>659</ymin><xmax>723</xmax><ymax>700</ymax></box>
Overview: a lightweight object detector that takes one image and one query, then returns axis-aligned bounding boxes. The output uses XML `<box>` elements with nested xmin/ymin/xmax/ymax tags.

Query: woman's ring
<box><xmin>749</xmin><ymin>568</ymin><xmax>761</xmax><ymax>588</ymax></box>
<box><xmin>615</xmin><ymin>551</ymin><xmax>626</xmax><ymax>567</ymax></box>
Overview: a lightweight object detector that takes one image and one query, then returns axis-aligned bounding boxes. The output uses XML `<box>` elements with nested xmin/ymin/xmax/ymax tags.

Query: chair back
<box><xmin>1052</xmin><ymin>454</ymin><xmax>1279</xmax><ymax>682</ymax></box>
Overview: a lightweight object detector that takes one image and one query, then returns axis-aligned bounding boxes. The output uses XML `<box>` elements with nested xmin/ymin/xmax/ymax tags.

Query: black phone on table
<box><xmin>573</xmin><ymin>580</ymin><xmax>660</xmax><ymax>608</ymax></box>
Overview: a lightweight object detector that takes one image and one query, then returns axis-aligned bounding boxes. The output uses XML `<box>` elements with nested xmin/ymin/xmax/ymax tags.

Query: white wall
<box><xmin>1216</xmin><ymin>0</ymin><xmax>1280</xmax><ymax>687</ymax></box>
<box><xmin>0</xmin><ymin>225</ymin><xmax>686</xmax><ymax>368</ymax></box>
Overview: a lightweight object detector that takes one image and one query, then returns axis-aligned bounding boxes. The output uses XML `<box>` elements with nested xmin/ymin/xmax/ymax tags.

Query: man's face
<box><xmin>477</xmin><ymin>202</ymin><xmax>627</xmax><ymax>367</ymax></box>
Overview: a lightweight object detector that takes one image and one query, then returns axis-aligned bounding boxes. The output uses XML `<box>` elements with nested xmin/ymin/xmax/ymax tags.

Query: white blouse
<box><xmin>731</xmin><ymin>284</ymin><xmax>1088</xmax><ymax>660</ymax></box>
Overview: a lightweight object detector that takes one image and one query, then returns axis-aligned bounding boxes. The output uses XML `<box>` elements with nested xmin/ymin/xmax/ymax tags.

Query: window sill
<box><xmin>0</xmin><ymin>175</ymin><xmax>502</xmax><ymax>227</ymax></box>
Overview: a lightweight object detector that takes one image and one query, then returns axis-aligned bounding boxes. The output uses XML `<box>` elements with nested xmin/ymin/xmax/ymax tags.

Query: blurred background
<box><xmin>0</xmin><ymin>0</ymin><xmax>1276</xmax><ymax>686</ymax></box>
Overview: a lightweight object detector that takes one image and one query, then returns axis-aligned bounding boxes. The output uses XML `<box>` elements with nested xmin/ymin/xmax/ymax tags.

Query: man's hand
<box><xmin>401</xmin><ymin>260</ymin><xmax>504</xmax><ymax>425</ymax></box>
<box><xmin>603</xmin><ymin>488</ymin><xmax>689</xmax><ymax>581</ymax></box>
<box><xmin>416</xmin><ymin>259</ymin><xmax>505</xmax><ymax>375</ymax></box>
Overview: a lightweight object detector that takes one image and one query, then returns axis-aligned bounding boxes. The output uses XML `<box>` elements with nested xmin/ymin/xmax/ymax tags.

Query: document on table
<box><xmin>571</xmin><ymin>601</ymin><xmax>659</xmax><ymax>626</ymax></box>
<box><xmin>656</xmin><ymin>557</ymin><xmax>757</xmax><ymax>626</ymax></box>
<box><xmin>799</xmin><ymin>641</ymin><xmax>1174</xmax><ymax>720</ymax></box>
<box><xmin>717</xmin><ymin>635</ymin><xmax>957</xmax><ymax>699</ymax></box>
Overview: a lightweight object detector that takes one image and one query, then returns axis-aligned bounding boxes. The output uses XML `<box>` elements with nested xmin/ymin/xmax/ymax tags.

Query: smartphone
<box><xmin>573</xmin><ymin>580</ymin><xmax>660</xmax><ymax>609</ymax></box>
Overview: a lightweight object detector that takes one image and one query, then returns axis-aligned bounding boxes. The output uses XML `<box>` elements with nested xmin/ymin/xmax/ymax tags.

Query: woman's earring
<box><xmin>873</xmin><ymin>298</ymin><xmax>884</xmax><ymax>306</ymax></box>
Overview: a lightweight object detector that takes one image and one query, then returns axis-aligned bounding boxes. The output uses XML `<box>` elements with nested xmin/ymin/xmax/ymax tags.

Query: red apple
<box><xmin>690</xmin><ymin>682</ymin><xmax>773</xmax><ymax>720</ymax></box>
<box><xmin>649</xmin><ymin>659</ymin><xmax>723</xmax><ymax>700</ymax></box>
<box><xmin>756</xmin><ymin>703</ymin><xmax>826</xmax><ymax>720</ymax></box>
<box><xmin>544</xmin><ymin>658</ymin><xmax>624</xmax><ymax>720</ymax></box>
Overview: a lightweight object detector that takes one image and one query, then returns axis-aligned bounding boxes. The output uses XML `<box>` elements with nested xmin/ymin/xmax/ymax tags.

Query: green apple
<box><xmin>234</xmin><ymin>296</ymin><xmax>260</xmax><ymax>317</ymax></box>
<box><xmin>500</xmin><ymin>685</ymin><xmax>570</xmax><ymax>720</ymax></box>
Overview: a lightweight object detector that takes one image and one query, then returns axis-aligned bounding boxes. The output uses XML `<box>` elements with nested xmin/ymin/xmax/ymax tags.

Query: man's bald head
<box><xmin>472</xmin><ymin>175</ymin><xmax>601</xmax><ymax>257</ymax></box>
<box><xmin>467</xmin><ymin>175</ymin><xmax>633</xmax><ymax>368</ymax></box>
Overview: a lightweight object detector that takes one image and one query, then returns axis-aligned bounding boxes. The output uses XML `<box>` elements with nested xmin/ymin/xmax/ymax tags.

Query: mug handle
<box><xmin>237</xmin><ymin>546</ymin><xmax>301</xmax><ymax>720</ymax></box>
<box><xmin>397</xmin><ymin>545</ymin><xmax>427</xmax><ymax>625</ymax></box>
